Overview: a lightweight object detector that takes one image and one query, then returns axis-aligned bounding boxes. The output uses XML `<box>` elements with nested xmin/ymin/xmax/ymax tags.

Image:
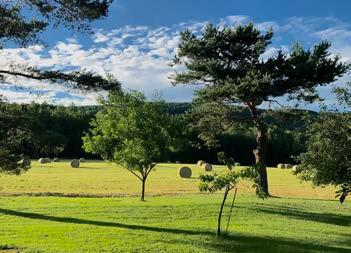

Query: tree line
<box><xmin>0</xmin><ymin>99</ymin><xmax>313</xmax><ymax>166</ymax></box>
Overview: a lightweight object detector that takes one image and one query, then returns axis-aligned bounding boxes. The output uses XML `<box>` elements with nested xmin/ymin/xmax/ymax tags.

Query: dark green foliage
<box><xmin>0</xmin><ymin>1</ymin><xmax>116</xmax><ymax>88</ymax></box>
<box><xmin>83</xmin><ymin>91</ymin><xmax>177</xmax><ymax>200</ymax></box>
<box><xmin>0</xmin><ymin>68</ymin><xmax>121</xmax><ymax>94</ymax></box>
<box><xmin>186</xmin><ymin>101</ymin><xmax>310</xmax><ymax>166</ymax></box>
<box><xmin>0</xmin><ymin>100</ymin><xmax>99</xmax><ymax>173</ymax></box>
<box><xmin>0</xmin><ymin>1</ymin><xmax>118</xmax><ymax>90</ymax></box>
<box><xmin>0</xmin><ymin>99</ymin><xmax>31</xmax><ymax>174</ymax></box>
<box><xmin>0</xmin><ymin>0</ymin><xmax>112</xmax><ymax>47</ymax></box>
<box><xmin>0</xmin><ymin>4</ymin><xmax>46</xmax><ymax>47</ymax></box>
<box><xmin>296</xmin><ymin>112</ymin><xmax>351</xmax><ymax>203</ymax></box>
<box><xmin>0</xmin><ymin>1</ymin><xmax>115</xmax><ymax>174</ymax></box>
<box><xmin>171</xmin><ymin>23</ymin><xmax>348</xmax><ymax>197</ymax></box>
<box><xmin>0</xmin><ymin>101</ymin><xmax>318</xmax><ymax>165</ymax></box>
<box><xmin>163</xmin><ymin>102</ymin><xmax>191</xmax><ymax>115</ymax></box>
<box><xmin>172</xmin><ymin>24</ymin><xmax>346</xmax><ymax>104</ymax></box>
<box><xmin>1</xmin><ymin>102</ymin><xmax>66</xmax><ymax>156</ymax></box>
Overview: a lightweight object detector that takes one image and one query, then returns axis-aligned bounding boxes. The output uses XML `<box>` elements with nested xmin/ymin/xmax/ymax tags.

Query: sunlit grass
<box><xmin>0</xmin><ymin>161</ymin><xmax>337</xmax><ymax>199</ymax></box>
<box><xmin>0</xmin><ymin>195</ymin><xmax>349</xmax><ymax>253</ymax></box>
<box><xmin>0</xmin><ymin>161</ymin><xmax>348</xmax><ymax>252</ymax></box>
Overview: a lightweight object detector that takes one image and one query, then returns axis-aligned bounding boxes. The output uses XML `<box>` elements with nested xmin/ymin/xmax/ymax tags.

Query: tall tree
<box><xmin>83</xmin><ymin>91</ymin><xmax>175</xmax><ymax>201</ymax></box>
<box><xmin>171</xmin><ymin>23</ymin><xmax>348</xmax><ymax>197</ymax></box>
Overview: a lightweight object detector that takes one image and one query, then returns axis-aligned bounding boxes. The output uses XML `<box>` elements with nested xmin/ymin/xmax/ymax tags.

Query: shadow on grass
<box><xmin>0</xmin><ymin>208</ymin><xmax>350</xmax><ymax>253</ymax></box>
<box><xmin>0</xmin><ymin>244</ymin><xmax>19</xmax><ymax>253</ymax></box>
<box><xmin>252</xmin><ymin>204</ymin><xmax>350</xmax><ymax>226</ymax></box>
<box><xmin>0</xmin><ymin>208</ymin><xmax>212</xmax><ymax>236</ymax></box>
<box><xmin>76</xmin><ymin>167</ymin><xmax>103</xmax><ymax>170</ymax></box>
<box><xmin>197</xmin><ymin>234</ymin><xmax>351</xmax><ymax>253</ymax></box>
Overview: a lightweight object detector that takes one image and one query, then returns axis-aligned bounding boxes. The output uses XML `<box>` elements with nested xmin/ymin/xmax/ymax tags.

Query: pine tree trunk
<box><xmin>217</xmin><ymin>187</ymin><xmax>230</xmax><ymax>236</ymax></box>
<box><xmin>247</xmin><ymin>102</ymin><xmax>269</xmax><ymax>197</ymax></box>
<box><xmin>253</xmin><ymin>122</ymin><xmax>269</xmax><ymax>196</ymax></box>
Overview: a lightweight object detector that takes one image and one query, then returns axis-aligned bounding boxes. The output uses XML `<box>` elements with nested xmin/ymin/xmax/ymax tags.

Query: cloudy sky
<box><xmin>1</xmin><ymin>0</ymin><xmax>350</xmax><ymax>109</ymax></box>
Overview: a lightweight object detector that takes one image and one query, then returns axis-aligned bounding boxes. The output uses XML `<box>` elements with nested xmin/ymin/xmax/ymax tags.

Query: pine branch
<box><xmin>0</xmin><ymin>67</ymin><xmax>121</xmax><ymax>91</ymax></box>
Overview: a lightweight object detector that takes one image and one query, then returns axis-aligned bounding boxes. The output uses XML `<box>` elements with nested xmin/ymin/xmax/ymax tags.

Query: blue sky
<box><xmin>1</xmin><ymin>0</ymin><xmax>350</xmax><ymax>109</ymax></box>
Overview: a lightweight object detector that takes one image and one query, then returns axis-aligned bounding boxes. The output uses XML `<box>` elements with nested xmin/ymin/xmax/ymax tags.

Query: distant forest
<box><xmin>1</xmin><ymin>102</ymin><xmax>316</xmax><ymax>166</ymax></box>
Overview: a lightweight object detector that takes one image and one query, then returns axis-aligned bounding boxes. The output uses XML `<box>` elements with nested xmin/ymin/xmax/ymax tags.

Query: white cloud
<box><xmin>256</xmin><ymin>21</ymin><xmax>280</xmax><ymax>32</ymax></box>
<box><xmin>220</xmin><ymin>15</ymin><xmax>250</xmax><ymax>26</ymax></box>
<box><xmin>0</xmin><ymin>15</ymin><xmax>350</xmax><ymax>107</ymax></box>
<box><xmin>93</xmin><ymin>32</ymin><xmax>110</xmax><ymax>43</ymax></box>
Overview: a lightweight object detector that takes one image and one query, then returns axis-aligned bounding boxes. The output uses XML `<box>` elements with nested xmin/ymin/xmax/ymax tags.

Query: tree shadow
<box><xmin>199</xmin><ymin>234</ymin><xmax>351</xmax><ymax>253</ymax></box>
<box><xmin>1</xmin><ymin>208</ymin><xmax>349</xmax><ymax>253</ymax></box>
<box><xmin>0</xmin><ymin>208</ymin><xmax>212</xmax><ymax>236</ymax></box>
<box><xmin>76</xmin><ymin>167</ymin><xmax>102</xmax><ymax>170</ymax></box>
<box><xmin>0</xmin><ymin>244</ymin><xmax>19</xmax><ymax>253</ymax></box>
<box><xmin>251</xmin><ymin>204</ymin><xmax>350</xmax><ymax>226</ymax></box>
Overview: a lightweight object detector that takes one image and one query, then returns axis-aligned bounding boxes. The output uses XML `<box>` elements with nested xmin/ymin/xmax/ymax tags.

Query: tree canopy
<box><xmin>296</xmin><ymin>112</ymin><xmax>351</xmax><ymax>203</ymax></box>
<box><xmin>1</xmin><ymin>0</ymin><xmax>112</xmax><ymax>47</ymax></box>
<box><xmin>296</xmin><ymin>86</ymin><xmax>351</xmax><ymax>203</ymax></box>
<box><xmin>0</xmin><ymin>0</ymin><xmax>119</xmax><ymax>91</ymax></box>
<box><xmin>171</xmin><ymin>23</ymin><xmax>349</xmax><ymax>197</ymax></box>
<box><xmin>83</xmin><ymin>91</ymin><xmax>176</xmax><ymax>201</ymax></box>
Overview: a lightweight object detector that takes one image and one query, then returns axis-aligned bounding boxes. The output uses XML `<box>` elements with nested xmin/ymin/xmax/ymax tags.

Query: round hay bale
<box><xmin>71</xmin><ymin>159</ymin><xmax>80</xmax><ymax>168</ymax></box>
<box><xmin>202</xmin><ymin>163</ymin><xmax>212</xmax><ymax>172</ymax></box>
<box><xmin>285</xmin><ymin>164</ymin><xmax>293</xmax><ymax>169</ymax></box>
<box><xmin>53</xmin><ymin>157</ymin><xmax>60</xmax><ymax>162</ymax></box>
<box><xmin>39</xmin><ymin>158</ymin><xmax>46</xmax><ymax>164</ymax></box>
<box><xmin>179</xmin><ymin>166</ymin><xmax>192</xmax><ymax>178</ymax></box>
<box><xmin>175</xmin><ymin>161</ymin><xmax>180</xmax><ymax>164</ymax></box>
<box><xmin>197</xmin><ymin>160</ymin><xmax>206</xmax><ymax>166</ymax></box>
<box><xmin>19</xmin><ymin>158</ymin><xmax>31</xmax><ymax>167</ymax></box>
<box><xmin>277</xmin><ymin>163</ymin><xmax>285</xmax><ymax>169</ymax></box>
<box><xmin>79</xmin><ymin>158</ymin><xmax>86</xmax><ymax>163</ymax></box>
<box><xmin>234</xmin><ymin>162</ymin><xmax>241</xmax><ymax>166</ymax></box>
<box><xmin>292</xmin><ymin>165</ymin><xmax>301</xmax><ymax>173</ymax></box>
<box><xmin>45</xmin><ymin>158</ymin><xmax>51</xmax><ymax>163</ymax></box>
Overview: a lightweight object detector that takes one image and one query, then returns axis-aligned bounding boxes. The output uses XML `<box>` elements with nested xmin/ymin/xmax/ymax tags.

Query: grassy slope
<box><xmin>0</xmin><ymin>161</ymin><xmax>350</xmax><ymax>253</ymax></box>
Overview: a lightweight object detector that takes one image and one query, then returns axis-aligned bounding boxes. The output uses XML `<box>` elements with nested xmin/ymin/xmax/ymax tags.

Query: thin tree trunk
<box><xmin>141</xmin><ymin>178</ymin><xmax>146</xmax><ymax>201</ymax></box>
<box><xmin>247</xmin><ymin>102</ymin><xmax>269</xmax><ymax>197</ymax></box>
<box><xmin>217</xmin><ymin>187</ymin><xmax>230</xmax><ymax>236</ymax></box>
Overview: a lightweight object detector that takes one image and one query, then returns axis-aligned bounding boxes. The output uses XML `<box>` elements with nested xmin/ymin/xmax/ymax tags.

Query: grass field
<box><xmin>0</xmin><ymin>161</ymin><xmax>338</xmax><ymax>198</ymax></box>
<box><xmin>0</xmin><ymin>161</ymin><xmax>350</xmax><ymax>252</ymax></box>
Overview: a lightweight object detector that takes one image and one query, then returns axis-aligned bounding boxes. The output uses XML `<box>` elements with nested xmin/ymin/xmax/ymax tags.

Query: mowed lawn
<box><xmin>0</xmin><ymin>161</ymin><xmax>350</xmax><ymax>253</ymax></box>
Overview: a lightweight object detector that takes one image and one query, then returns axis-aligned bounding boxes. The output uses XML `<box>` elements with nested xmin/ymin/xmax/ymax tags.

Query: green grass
<box><xmin>0</xmin><ymin>161</ymin><xmax>350</xmax><ymax>252</ymax></box>
<box><xmin>0</xmin><ymin>161</ymin><xmax>337</xmax><ymax>198</ymax></box>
